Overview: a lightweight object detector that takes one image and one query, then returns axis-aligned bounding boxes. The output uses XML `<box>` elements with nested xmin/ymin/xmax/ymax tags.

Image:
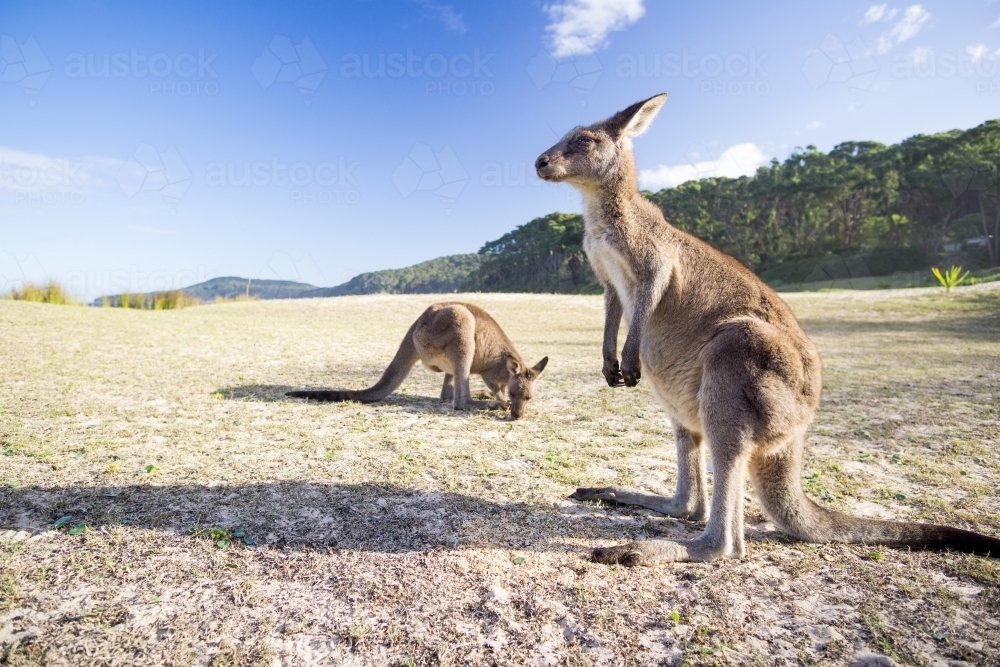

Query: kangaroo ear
<box><xmin>606</xmin><ymin>93</ymin><xmax>667</xmax><ymax>140</ymax></box>
<box><xmin>506</xmin><ymin>356</ymin><xmax>522</xmax><ymax>375</ymax></box>
<box><xmin>531</xmin><ymin>356</ymin><xmax>549</xmax><ymax>375</ymax></box>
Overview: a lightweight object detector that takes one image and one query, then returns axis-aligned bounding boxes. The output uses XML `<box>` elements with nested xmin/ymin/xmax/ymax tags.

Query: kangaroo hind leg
<box><xmin>438</xmin><ymin>306</ymin><xmax>477</xmax><ymax>410</ymax></box>
<box><xmin>591</xmin><ymin>324</ymin><xmax>778</xmax><ymax>565</ymax></box>
<box><xmin>590</xmin><ymin>439</ymin><xmax>749</xmax><ymax>565</ymax></box>
<box><xmin>571</xmin><ymin>424</ymin><xmax>708</xmax><ymax>521</ymax></box>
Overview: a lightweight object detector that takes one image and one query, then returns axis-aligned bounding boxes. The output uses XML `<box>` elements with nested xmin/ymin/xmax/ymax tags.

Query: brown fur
<box><xmin>287</xmin><ymin>302</ymin><xmax>547</xmax><ymax>419</ymax></box>
<box><xmin>536</xmin><ymin>93</ymin><xmax>1000</xmax><ymax>563</ymax></box>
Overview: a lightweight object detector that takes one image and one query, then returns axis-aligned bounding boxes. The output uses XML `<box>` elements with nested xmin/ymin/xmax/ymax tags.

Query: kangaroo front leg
<box><xmin>620</xmin><ymin>264</ymin><xmax>670</xmax><ymax>387</ymax></box>
<box><xmin>440</xmin><ymin>374</ymin><xmax>454</xmax><ymax>402</ymax></box>
<box><xmin>602</xmin><ymin>288</ymin><xmax>624</xmax><ymax>387</ymax></box>
<box><xmin>571</xmin><ymin>425</ymin><xmax>708</xmax><ymax>520</ymax></box>
<box><xmin>590</xmin><ymin>450</ymin><xmax>748</xmax><ymax>566</ymax></box>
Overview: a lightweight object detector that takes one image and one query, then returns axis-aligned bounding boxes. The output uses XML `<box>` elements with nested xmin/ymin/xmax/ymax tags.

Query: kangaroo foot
<box><xmin>570</xmin><ymin>486</ymin><xmax>708</xmax><ymax>522</ymax></box>
<box><xmin>591</xmin><ymin>537</ymin><xmax>731</xmax><ymax>566</ymax></box>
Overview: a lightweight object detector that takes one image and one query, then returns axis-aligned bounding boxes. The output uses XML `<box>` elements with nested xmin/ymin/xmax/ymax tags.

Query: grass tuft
<box><xmin>3</xmin><ymin>281</ymin><xmax>79</xmax><ymax>305</ymax></box>
<box><xmin>101</xmin><ymin>290</ymin><xmax>201</xmax><ymax>310</ymax></box>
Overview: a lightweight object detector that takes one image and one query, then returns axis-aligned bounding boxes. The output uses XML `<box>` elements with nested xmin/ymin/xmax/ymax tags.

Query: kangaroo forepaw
<box><xmin>619</xmin><ymin>350</ymin><xmax>641</xmax><ymax>387</ymax></box>
<box><xmin>602</xmin><ymin>359</ymin><xmax>625</xmax><ymax>387</ymax></box>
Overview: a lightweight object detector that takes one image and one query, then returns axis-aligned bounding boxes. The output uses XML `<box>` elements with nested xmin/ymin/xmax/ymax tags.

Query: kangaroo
<box><xmin>287</xmin><ymin>302</ymin><xmax>548</xmax><ymax>419</ymax></box>
<box><xmin>535</xmin><ymin>93</ymin><xmax>1000</xmax><ymax>564</ymax></box>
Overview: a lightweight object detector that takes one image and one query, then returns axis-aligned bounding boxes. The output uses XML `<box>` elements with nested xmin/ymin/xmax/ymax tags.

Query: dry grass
<box><xmin>101</xmin><ymin>290</ymin><xmax>202</xmax><ymax>310</ymax></box>
<box><xmin>1</xmin><ymin>286</ymin><xmax>998</xmax><ymax>666</ymax></box>
<box><xmin>3</xmin><ymin>281</ymin><xmax>79</xmax><ymax>306</ymax></box>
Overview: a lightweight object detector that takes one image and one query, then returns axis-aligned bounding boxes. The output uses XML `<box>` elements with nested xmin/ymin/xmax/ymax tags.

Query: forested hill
<box><xmin>180</xmin><ymin>277</ymin><xmax>317</xmax><ymax>301</ymax></box>
<box><xmin>645</xmin><ymin>118</ymin><xmax>1000</xmax><ymax>273</ymax></box>
<box><xmin>94</xmin><ymin>119</ymin><xmax>1000</xmax><ymax>303</ymax></box>
<box><xmin>301</xmin><ymin>254</ymin><xmax>482</xmax><ymax>297</ymax></box>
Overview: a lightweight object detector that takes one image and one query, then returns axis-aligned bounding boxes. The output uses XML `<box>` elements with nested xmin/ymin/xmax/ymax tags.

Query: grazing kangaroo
<box><xmin>535</xmin><ymin>93</ymin><xmax>1000</xmax><ymax>564</ymax></box>
<box><xmin>287</xmin><ymin>302</ymin><xmax>548</xmax><ymax>419</ymax></box>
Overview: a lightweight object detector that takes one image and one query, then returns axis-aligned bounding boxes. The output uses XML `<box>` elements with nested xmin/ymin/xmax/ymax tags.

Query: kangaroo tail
<box><xmin>286</xmin><ymin>322</ymin><xmax>420</xmax><ymax>403</ymax></box>
<box><xmin>751</xmin><ymin>445</ymin><xmax>1000</xmax><ymax>558</ymax></box>
<box><xmin>800</xmin><ymin>497</ymin><xmax>1000</xmax><ymax>556</ymax></box>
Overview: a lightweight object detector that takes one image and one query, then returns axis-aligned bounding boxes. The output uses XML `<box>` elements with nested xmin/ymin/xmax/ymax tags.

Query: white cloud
<box><xmin>417</xmin><ymin>0</ymin><xmax>466</xmax><ymax>34</ymax></box>
<box><xmin>861</xmin><ymin>4</ymin><xmax>898</xmax><ymax>24</ymax></box>
<box><xmin>990</xmin><ymin>16</ymin><xmax>1000</xmax><ymax>29</ymax></box>
<box><xmin>544</xmin><ymin>0</ymin><xmax>645</xmax><ymax>58</ymax></box>
<box><xmin>0</xmin><ymin>146</ymin><xmax>118</xmax><ymax>193</ymax></box>
<box><xmin>874</xmin><ymin>5</ymin><xmax>930</xmax><ymax>53</ymax></box>
<box><xmin>911</xmin><ymin>46</ymin><xmax>932</xmax><ymax>64</ymax></box>
<box><xmin>639</xmin><ymin>143</ymin><xmax>768</xmax><ymax>190</ymax></box>
<box><xmin>805</xmin><ymin>121</ymin><xmax>825</xmax><ymax>130</ymax></box>
<box><xmin>967</xmin><ymin>44</ymin><xmax>991</xmax><ymax>62</ymax></box>
<box><xmin>890</xmin><ymin>5</ymin><xmax>929</xmax><ymax>43</ymax></box>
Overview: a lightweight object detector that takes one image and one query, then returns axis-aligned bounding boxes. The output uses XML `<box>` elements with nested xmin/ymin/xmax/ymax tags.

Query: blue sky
<box><xmin>2</xmin><ymin>0</ymin><xmax>1000</xmax><ymax>299</ymax></box>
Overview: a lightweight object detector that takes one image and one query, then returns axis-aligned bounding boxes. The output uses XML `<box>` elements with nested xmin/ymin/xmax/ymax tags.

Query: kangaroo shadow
<box><xmin>214</xmin><ymin>384</ymin><xmax>300</xmax><ymax>402</ymax></box>
<box><xmin>0</xmin><ymin>482</ymin><xmax>714</xmax><ymax>554</ymax></box>
<box><xmin>214</xmin><ymin>385</ymin><xmax>513</xmax><ymax>419</ymax></box>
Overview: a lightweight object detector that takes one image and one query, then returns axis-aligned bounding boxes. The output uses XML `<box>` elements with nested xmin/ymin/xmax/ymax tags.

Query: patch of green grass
<box><xmin>0</xmin><ymin>574</ymin><xmax>22</xmax><ymax>612</ymax></box>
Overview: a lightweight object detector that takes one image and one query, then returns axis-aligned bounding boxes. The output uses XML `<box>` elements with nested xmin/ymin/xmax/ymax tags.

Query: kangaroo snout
<box><xmin>535</xmin><ymin>153</ymin><xmax>563</xmax><ymax>181</ymax></box>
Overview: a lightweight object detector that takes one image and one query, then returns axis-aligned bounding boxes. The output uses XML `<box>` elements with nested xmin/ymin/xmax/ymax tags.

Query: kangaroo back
<box><xmin>287</xmin><ymin>321</ymin><xmax>420</xmax><ymax>403</ymax></box>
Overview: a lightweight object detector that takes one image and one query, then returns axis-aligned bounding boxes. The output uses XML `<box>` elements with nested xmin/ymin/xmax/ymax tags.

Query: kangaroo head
<box><xmin>505</xmin><ymin>356</ymin><xmax>549</xmax><ymax>420</ymax></box>
<box><xmin>535</xmin><ymin>93</ymin><xmax>667</xmax><ymax>189</ymax></box>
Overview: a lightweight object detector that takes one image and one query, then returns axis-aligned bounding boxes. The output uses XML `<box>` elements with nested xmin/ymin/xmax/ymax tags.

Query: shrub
<box><xmin>931</xmin><ymin>266</ymin><xmax>970</xmax><ymax>292</ymax></box>
<box><xmin>101</xmin><ymin>290</ymin><xmax>201</xmax><ymax>310</ymax></box>
<box><xmin>4</xmin><ymin>282</ymin><xmax>79</xmax><ymax>305</ymax></box>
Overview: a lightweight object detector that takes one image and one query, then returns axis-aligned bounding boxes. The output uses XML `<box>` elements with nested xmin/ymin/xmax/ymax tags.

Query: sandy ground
<box><xmin>1</xmin><ymin>286</ymin><xmax>998</xmax><ymax>666</ymax></box>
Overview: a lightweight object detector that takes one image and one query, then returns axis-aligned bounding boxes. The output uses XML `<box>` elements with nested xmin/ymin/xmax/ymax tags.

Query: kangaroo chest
<box><xmin>583</xmin><ymin>231</ymin><xmax>637</xmax><ymax>321</ymax></box>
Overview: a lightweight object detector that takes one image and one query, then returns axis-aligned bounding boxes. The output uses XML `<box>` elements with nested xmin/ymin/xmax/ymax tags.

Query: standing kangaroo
<box><xmin>287</xmin><ymin>302</ymin><xmax>548</xmax><ymax>419</ymax></box>
<box><xmin>535</xmin><ymin>93</ymin><xmax>1000</xmax><ymax>564</ymax></box>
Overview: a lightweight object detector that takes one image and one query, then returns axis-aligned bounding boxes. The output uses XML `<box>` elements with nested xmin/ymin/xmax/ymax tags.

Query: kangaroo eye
<box><xmin>576</xmin><ymin>136</ymin><xmax>592</xmax><ymax>146</ymax></box>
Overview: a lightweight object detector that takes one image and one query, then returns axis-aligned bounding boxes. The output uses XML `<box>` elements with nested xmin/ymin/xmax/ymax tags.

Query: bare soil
<box><xmin>1</xmin><ymin>287</ymin><xmax>998</xmax><ymax>666</ymax></box>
